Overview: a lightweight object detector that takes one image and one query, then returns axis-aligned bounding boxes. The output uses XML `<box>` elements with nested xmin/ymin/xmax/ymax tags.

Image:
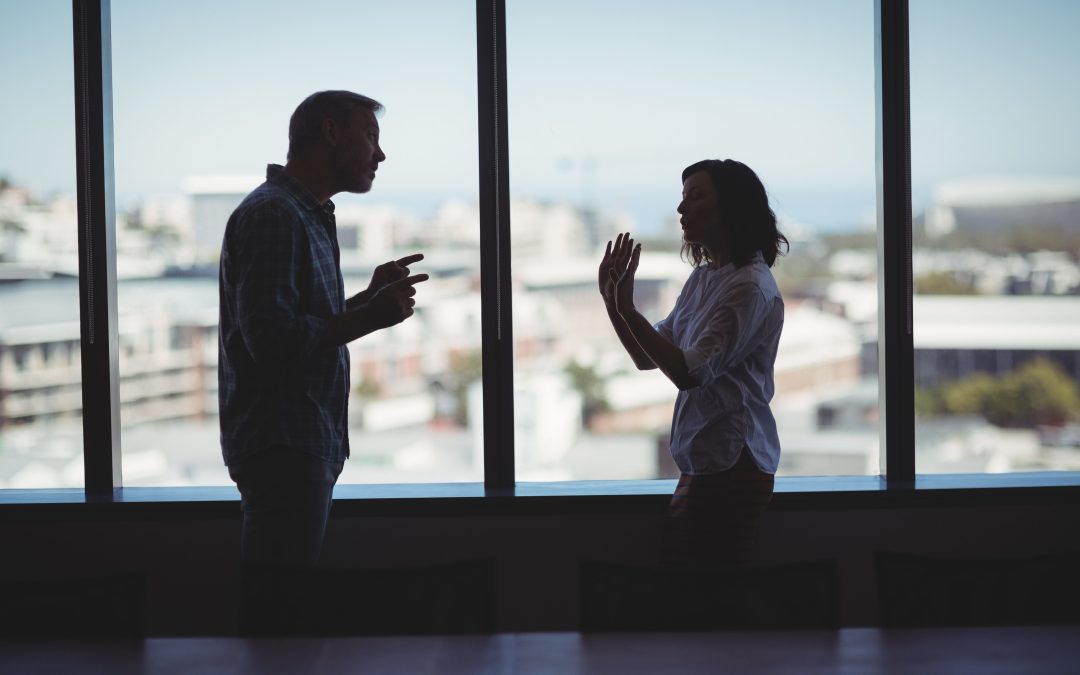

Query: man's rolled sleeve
<box><xmin>232</xmin><ymin>206</ymin><xmax>327</xmax><ymax>365</ymax></box>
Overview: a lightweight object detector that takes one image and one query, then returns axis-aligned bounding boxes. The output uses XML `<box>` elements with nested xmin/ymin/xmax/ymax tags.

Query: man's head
<box><xmin>287</xmin><ymin>90</ymin><xmax>386</xmax><ymax>194</ymax></box>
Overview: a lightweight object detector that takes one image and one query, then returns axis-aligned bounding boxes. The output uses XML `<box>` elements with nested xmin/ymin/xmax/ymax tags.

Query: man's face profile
<box><xmin>331</xmin><ymin>107</ymin><xmax>385</xmax><ymax>194</ymax></box>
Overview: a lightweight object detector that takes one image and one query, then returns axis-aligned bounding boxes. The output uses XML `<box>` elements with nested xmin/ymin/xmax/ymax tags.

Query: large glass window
<box><xmin>0</xmin><ymin>1</ymin><xmax>83</xmax><ymax>488</ymax></box>
<box><xmin>506</xmin><ymin>0</ymin><xmax>878</xmax><ymax>480</ymax></box>
<box><xmin>911</xmin><ymin>0</ymin><xmax>1080</xmax><ymax>473</ymax></box>
<box><xmin>9</xmin><ymin>1</ymin><xmax>1078</xmax><ymax>499</ymax></box>
<box><xmin>111</xmin><ymin>0</ymin><xmax>481</xmax><ymax>486</ymax></box>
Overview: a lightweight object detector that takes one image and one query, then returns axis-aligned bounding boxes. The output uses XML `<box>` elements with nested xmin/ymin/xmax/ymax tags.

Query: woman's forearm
<box><xmin>606</xmin><ymin>302</ymin><xmax>656</xmax><ymax>370</ymax></box>
<box><xmin>619</xmin><ymin>307</ymin><xmax>696</xmax><ymax>389</ymax></box>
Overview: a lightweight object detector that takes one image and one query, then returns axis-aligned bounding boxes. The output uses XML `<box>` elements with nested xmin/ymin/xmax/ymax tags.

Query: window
<box><xmin>109</xmin><ymin>0</ymin><xmax>482</xmax><ymax>486</ymax></box>
<box><xmin>910</xmin><ymin>0</ymin><xmax>1080</xmax><ymax>473</ymax></box>
<box><xmin>0</xmin><ymin>1</ymin><xmax>83</xmax><ymax>489</ymax></box>
<box><xmin>506</xmin><ymin>0</ymin><xmax>878</xmax><ymax>479</ymax></box>
<box><xmin>3</xmin><ymin>0</ymin><xmax>1077</xmax><ymax>501</ymax></box>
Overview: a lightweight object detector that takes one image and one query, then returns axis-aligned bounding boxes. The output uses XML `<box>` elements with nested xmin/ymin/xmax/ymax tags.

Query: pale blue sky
<box><xmin>2</xmin><ymin>0</ymin><xmax>1078</xmax><ymax>231</ymax></box>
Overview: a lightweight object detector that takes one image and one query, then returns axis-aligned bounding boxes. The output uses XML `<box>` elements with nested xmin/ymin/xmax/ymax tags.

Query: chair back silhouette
<box><xmin>876</xmin><ymin>549</ymin><xmax>1080</xmax><ymax>627</ymax></box>
<box><xmin>0</xmin><ymin>572</ymin><xmax>145</xmax><ymax>638</ymax></box>
<box><xmin>241</xmin><ymin>557</ymin><xmax>496</xmax><ymax>636</ymax></box>
<box><xmin>579</xmin><ymin>560</ymin><xmax>838</xmax><ymax>632</ymax></box>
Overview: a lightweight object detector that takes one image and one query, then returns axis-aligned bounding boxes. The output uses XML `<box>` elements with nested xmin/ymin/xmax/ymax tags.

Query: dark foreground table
<box><xmin>2</xmin><ymin>626</ymin><xmax>1078</xmax><ymax>674</ymax></box>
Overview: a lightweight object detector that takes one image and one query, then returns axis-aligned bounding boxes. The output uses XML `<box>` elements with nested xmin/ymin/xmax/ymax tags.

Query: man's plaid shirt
<box><xmin>218</xmin><ymin>164</ymin><xmax>350</xmax><ymax>466</ymax></box>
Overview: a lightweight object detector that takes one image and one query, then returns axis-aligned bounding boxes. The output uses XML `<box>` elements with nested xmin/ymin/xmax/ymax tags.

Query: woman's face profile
<box><xmin>677</xmin><ymin>170</ymin><xmax>723</xmax><ymax>247</ymax></box>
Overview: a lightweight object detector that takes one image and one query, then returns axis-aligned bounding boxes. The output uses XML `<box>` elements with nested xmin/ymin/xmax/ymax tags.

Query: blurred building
<box><xmin>183</xmin><ymin>175</ymin><xmax>261</xmax><ymax>263</ymax></box>
<box><xmin>913</xmin><ymin>295</ymin><xmax>1080</xmax><ymax>386</ymax></box>
<box><xmin>924</xmin><ymin>176</ymin><xmax>1080</xmax><ymax>238</ymax></box>
<box><xmin>0</xmin><ymin>278</ymin><xmax>219</xmax><ymax>434</ymax></box>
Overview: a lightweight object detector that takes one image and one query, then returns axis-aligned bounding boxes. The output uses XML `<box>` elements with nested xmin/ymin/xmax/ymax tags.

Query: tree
<box><xmin>564</xmin><ymin>360</ymin><xmax>610</xmax><ymax>425</ymax></box>
<box><xmin>1000</xmin><ymin>359</ymin><xmax>1080</xmax><ymax>427</ymax></box>
<box><xmin>914</xmin><ymin>271</ymin><xmax>977</xmax><ymax>295</ymax></box>
<box><xmin>354</xmin><ymin>377</ymin><xmax>381</xmax><ymax>400</ymax></box>
<box><xmin>920</xmin><ymin>358</ymin><xmax>1080</xmax><ymax>428</ymax></box>
<box><xmin>443</xmin><ymin>350</ymin><xmax>483</xmax><ymax>426</ymax></box>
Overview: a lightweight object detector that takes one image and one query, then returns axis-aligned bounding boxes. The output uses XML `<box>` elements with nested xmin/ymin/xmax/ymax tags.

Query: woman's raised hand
<box><xmin>613</xmin><ymin>236</ymin><xmax>641</xmax><ymax>314</ymax></box>
<box><xmin>599</xmin><ymin>232</ymin><xmax>640</xmax><ymax>313</ymax></box>
<box><xmin>598</xmin><ymin>233</ymin><xmax>627</xmax><ymax>305</ymax></box>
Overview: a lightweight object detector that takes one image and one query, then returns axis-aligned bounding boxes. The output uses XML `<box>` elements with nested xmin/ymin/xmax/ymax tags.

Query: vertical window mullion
<box><xmin>73</xmin><ymin>0</ymin><xmax>122</xmax><ymax>495</ymax></box>
<box><xmin>476</xmin><ymin>0</ymin><xmax>515</xmax><ymax>488</ymax></box>
<box><xmin>874</xmin><ymin>0</ymin><xmax>915</xmax><ymax>483</ymax></box>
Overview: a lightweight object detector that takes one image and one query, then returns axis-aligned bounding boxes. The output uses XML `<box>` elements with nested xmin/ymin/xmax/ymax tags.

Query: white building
<box><xmin>924</xmin><ymin>176</ymin><xmax>1080</xmax><ymax>238</ymax></box>
<box><xmin>913</xmin><ymin>294</ymin><xmax>1080</xmax><ymax>386</ymax></box>
<box><xmin>183</xmin><ymin>175</ymin><xmax>261</xmax><ymax>263</ymax></box>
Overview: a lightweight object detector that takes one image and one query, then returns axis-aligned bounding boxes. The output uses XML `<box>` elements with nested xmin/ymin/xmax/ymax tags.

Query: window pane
<box><xmin>911</xmin><ymin>0</ymin><xmax>1080</xmax><ymax>473</ymax></box>
<box><xmin>0</xmin><ymin>2</ymin><xmax>83</xmax><ymax>489</ymax></box>
<box><xmin>111</xmin><ymin>0</ymin><xmax>480</xmax><ymax>486</ymax></box>
<box><xmin>507</xmin><ymin>0</ymin><xmax>878</xmax><ymax>479</ymax></box>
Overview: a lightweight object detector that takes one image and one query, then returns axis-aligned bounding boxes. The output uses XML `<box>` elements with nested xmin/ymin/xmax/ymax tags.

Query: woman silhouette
<box><xmin>599</xmin><ymin>159</ymin><xmax>788</xmax><ymax>567</ymax></box>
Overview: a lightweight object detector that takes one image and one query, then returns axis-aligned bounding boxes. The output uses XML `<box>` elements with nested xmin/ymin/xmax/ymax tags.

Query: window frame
<box><xmin>74</xmin><ymin>0</ymin><xmax>121</xmax><ymax>495</ymax></box>
<box><xmin>0</xmin><ymin>0</ymin><xmax>1068</xmax><ymax>504</ymax></box>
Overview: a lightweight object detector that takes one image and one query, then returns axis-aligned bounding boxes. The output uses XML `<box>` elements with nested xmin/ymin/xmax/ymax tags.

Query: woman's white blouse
<box><xmin>654</xmin><ymin>253</ymin><xmax>784</xmax><ymax>474</ymax></box>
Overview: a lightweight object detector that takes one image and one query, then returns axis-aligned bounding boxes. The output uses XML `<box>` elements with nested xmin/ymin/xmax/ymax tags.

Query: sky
<box><xmin>2</xmin><ymin>0</ymin><xmax>1079</xmax><ymax>233</ymax></box>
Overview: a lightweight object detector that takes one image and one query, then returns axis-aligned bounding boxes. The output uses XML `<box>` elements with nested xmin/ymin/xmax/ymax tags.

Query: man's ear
<box><xmin>321</xmin><ymin>118</ymin><xmax>339</xmax><ymax>146</ymax></box>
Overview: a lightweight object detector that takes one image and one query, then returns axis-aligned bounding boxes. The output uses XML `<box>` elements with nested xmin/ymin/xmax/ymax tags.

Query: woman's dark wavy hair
<box><xmin>680</xmin><ymin>159</ymin><xmax>789</xmax><ymax>268</ymax></box>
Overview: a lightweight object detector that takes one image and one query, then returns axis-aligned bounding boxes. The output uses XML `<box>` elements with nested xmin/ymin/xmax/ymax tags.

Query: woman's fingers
<box><xmin>603</xmin><ymin>234</ymin><xmax>637</xmax><ymax>286</ymax></box>
<box><xmin>620</xmin><ymin>238</ymin><xmax>635</xmax><ymax>268</ymax></box>
<box><xmin>604</xmin><ymin>234</ymin><xmax>633</xmax><ymax>264</ymax></box>
<box><xmin>614</xmin><ymin>234</ymin><xmax>632</xmax><ymax>261</ymax></box>
<box><xmin>601</xmin><ymin>239</ymin><xmax>614</xmax><ymax>269</ymax></box>
<box><xmin>616</xmin><ymin>244</ymin><xmax>642</xmax><ymax>280</ymax></box>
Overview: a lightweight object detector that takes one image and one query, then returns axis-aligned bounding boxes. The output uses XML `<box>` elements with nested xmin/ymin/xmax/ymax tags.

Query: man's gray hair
<box><xmin>287</xmin><ymin>90</ymin><xmax>383</xmax><ymax>160</ymax></box>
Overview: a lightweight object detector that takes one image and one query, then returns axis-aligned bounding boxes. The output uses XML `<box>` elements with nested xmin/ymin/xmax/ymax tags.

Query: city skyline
<box><xmin>3</xmin><ymin>0</ymin><xmax>1079</xmax><ymax>233</ymax></box>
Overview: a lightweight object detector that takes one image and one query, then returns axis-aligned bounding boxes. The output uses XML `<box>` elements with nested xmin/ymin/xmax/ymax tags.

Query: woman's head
<box><xmin>677</xmin><ymin>159</ymin><xmax>788</xmax><ymax>268</ymax></box>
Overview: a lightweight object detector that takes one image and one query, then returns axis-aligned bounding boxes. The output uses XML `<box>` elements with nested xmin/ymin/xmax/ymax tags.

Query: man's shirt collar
<box><xmin>266</xmin><ymin>163</ymin><xmax>336</xmax><ymax>216</ymax></box>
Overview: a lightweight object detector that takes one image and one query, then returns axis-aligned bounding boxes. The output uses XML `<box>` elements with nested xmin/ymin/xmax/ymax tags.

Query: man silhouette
<box><xmin>219</xmin><ymin>90</ymin><xmax>427</xmax><ymax>566</ymax></box>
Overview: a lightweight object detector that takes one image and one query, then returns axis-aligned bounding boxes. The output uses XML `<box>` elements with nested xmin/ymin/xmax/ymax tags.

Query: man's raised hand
<box><xmin>367</xmin><ymin>273</ymin><xmax>429</xmax><ymax>329</ymax></box>
<box><xmin>347</xmin><ymin>253</ymin><xmax>425</xmax><ymax>310</ymax></box>
<box><xmin>368</xmin><ymin>253</ymin><xmax>424</xmax><ymax>293</ymax></box>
